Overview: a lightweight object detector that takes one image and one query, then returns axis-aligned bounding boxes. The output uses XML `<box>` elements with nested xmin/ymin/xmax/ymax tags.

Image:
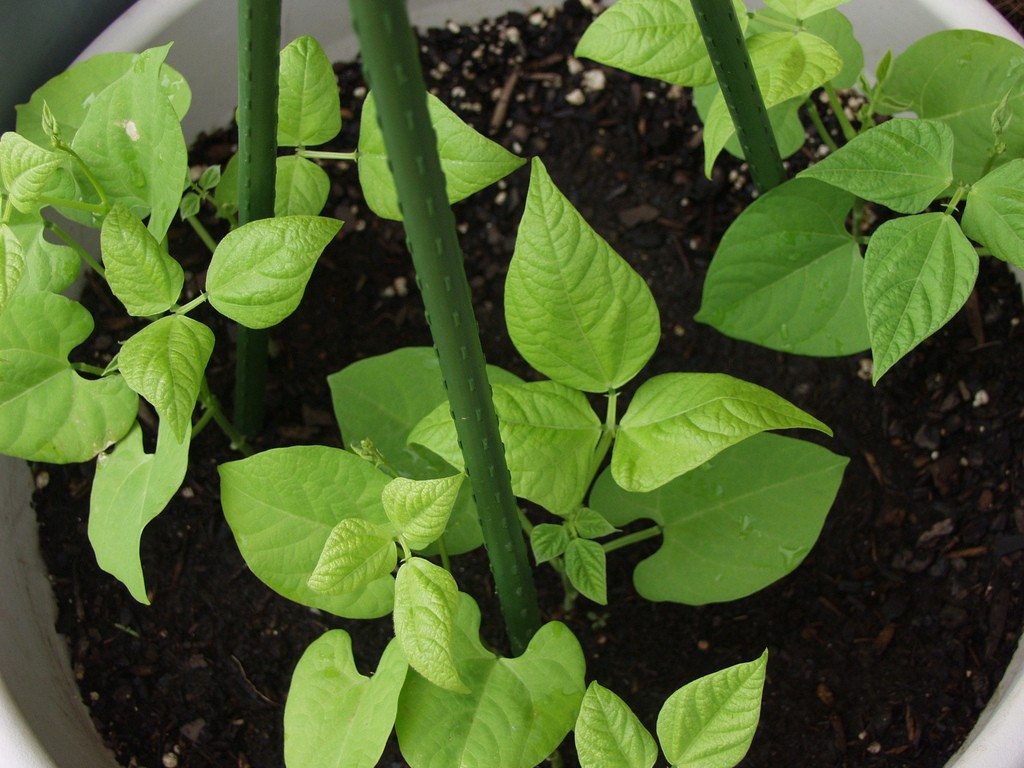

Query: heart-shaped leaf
<box><xmin>0</xmin><ymin>132</ymin><xmax>63</xmax><ymax>212</ymax></box>
<box><xmin>383</xmin><ymin>474</ymin><xmax>464</xmax><ymax>551</ymax></box>
<box><xmin>307</xmin><ymin>518</ymin><xmax>397</xmax><ymax>595</ymax></box>
<box><xmin>575</xmin><ymin>682</ymin><xmax>658</xmax><ymax>768</ymax></box>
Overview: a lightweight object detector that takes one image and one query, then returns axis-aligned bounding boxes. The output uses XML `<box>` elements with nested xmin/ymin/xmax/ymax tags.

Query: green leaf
<box><xmin>763</xmin><ymin>0</ymin><xmax>847</xmax><ymax>20</ymax></box>
<box><xmin>962</xmin><ymin>158</ymin><xmax>1024</xmax><ymax>268</ymax></box>
<box><xmin>393</xmin><ymin>557</ymin><xmax>467</xmax><ymax>693</ymax></box>
<box><xmin>612</xmin><ymin>372</ymin><xmax>831</xmax><ymax>492</ymax></box>
<box><xmin>16</xmin><ymin>52</ymin><xmax>190</xmax><ymax>147</ymax></box>
<box><xmin>565</xmin><ymin>538</ymin><xmax>607</xmax><ymax>605</ymax></box>
<box><xmin>530</xmin><ymin>524</ymin><xmax>570</xmax><ymax>564</ymax></box>
<box><xmin>358</xmin><ymin>91</ymin><xmax>525</xmax><ymax>221</ymax></box>
<box><xmin>277</xmin><ymin>36</ymin><xmax>341</xmax><ymax>147</ymax></box>
<box><xmin>284</xmin><ymin>632</ymin><xmax>407</xmax><ymax>768</ymax></box>
<box><xmin>206</xmin><ymin>215</ymin><xmax>341</xmax><ymax>328</ymax></box>
<box><xmin>4</xmin><ymin>209</ymin><xmax>79</xmax><ymax>295</ymax></box>
<box><xmin>88</xmin><ymin>421</ymin><xmax>189</xmax><ymax>604</ymax></box>
<box><xmin>801</xmin><ymin>9</ymin><xmax>862</xmax><ymax>89</ymax></box>
<box><xmin>275</xmin><ymin>155</ymin><xmax>330</xmax><ymax>216</ymax></box>
<box><xmin>573</xmin><ymin>507</ymin><xmax>618</xmax><ymax>539</ymax></box>
<box><xmin>507</xmin><ymin>158</ymin><xmax>660</xmax><ymax>392</ymax></box>
<box><xmin>383</xmin><ymin>474</ymin><xmax>464</xmax><ymax>551</ymax></box>
<box><xmin>409</xmin><ymin>380</ymin><xmax>602</xmax><ymax>515</ymax></box>
<box><xmin>118</xmin><ymin>315</ymin><xmax>213</xmax><ymax>442</ymax></box>
<box><xmin>213</xmin><ymin>153</ymin><xmax>239</xmax><ymax>220</ymax></box>
<box><xmin>704</xmin><ymin>31</ymin><xmax>842</xmax><ymax>176</ymax></box>
<box><xmin>0</xmin><ymin>132</ymin><xmax>63</xmax><ymax>212</ymax></box>
<box><xmin>0</xmin><ymin>226</ymin><xmax>26</xmax><ymax>311</ymax></box>
<box><xmin>307</xmin><ymin>518</ymin><xmax>398</xmax><ymax>595</ymax></box>
<box><xmin>575</xmin><ymin>682</ymin><xmax>658</xmax><ymax>768</ymax></box>
<box><xmin>178</xmin><ymin>191</ymin><xmax>201</xmax><ymax>221</ymax></box>
<box><xmin>71</xmin><ymin>45</ymin><xmax>189</xmax><ymax>241</ymax></box>
<box><xmin>800</xmin><ymin>119</ymin><xmax>954</xmax><ymax>214</ymax></box>
<box><xmin>574</xmin><ymin>0</ymin><xmax>748</xmax><ymax>87</ymax></box>
<box><xmin>879</xmin><ymin>30</ymin><xmax>1024</xmax><ymax>183</ymax></box>
<box><xmin>591</xmin><ymin>433</ymin><xmax>846</xmax><ymax>604</ymax></box>
<box><xmin>395</xmin><ymin>594</ymin><xmax>586</xmax><ymax>768</ymax></box>
<box><xmin>864</xmin><ymin>213</ymin><xmax>978</xmax><ymax>382</ymax></box>
<box><xmin>101</xmin><ymin>203</ymin><xmax>185</xmax><ymax>315</ymax></box>
<box><xmin>692</xmin><ymin>85</ymin><xmax>806</xmax><ymax>163</ymax></box>
<box><xmin>696</xmin><ymin>178</ymin><xmax>869</xmax><ymax>356</ymax></box>
<box><xmin>197</xmin><ymin>165</ymin><xmax>221</xmax><ymax>191</ymax></box>
<box><xmin>219</xmin><ymin>446</ymin><xmax>394</xmax><ymax>618</ymax></box>
<box><xmin>657</xmin><ymin>651</ymin><xmax>768</xmax><ymax>767</ymax></box>
<box><xmin>0</xmin><ymin>292</ymin><xmax>137</xmax><ymax>462</ymax></box>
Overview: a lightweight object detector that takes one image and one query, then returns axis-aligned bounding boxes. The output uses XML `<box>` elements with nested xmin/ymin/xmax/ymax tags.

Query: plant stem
<box><xmin>944</xmin><ymin>186</ymin><xmax>967</xmax><ymax>216</ymax></box>
<box><xmin>185</xmin><ymin>215</ymin><xmax>218</xmax><ymax>254</ymax></box>
<box><xmin>174</xmin><ymin>293</ymin><xmax>208</xmax><ymax>315</ymax></box>
<box><xmin>349</xmin><ymin>0</ymin><xmax>542</xmax><ymax>655</ymax></box>
<box><xmin>43</xmin><ymin>218</ymin><xmax>106</xmax><ymax>277</ymax></box>
<box><xmin>803</xmin><ymin>98</ymin><xmax>839</xmax><ymax>153</ymax></box>
<box><xmin>199</xmin><ymin>378</ymin><xmax>253</xmax><ymax>456</ymax></box>
<box><xmin>587</xmin><ymin>389</ymin><xmax>618</xmax><ymax>482</ymax></box>
<box><xmin>296</xmin><ymin>149</ymin><xmax>358</xmax><ymax>161</ymax></box>
<box><xmin>36</xmin><ymin>195</ymin><xmax>105</xmax><ymax>216</ymax></box>
<box><xmin>824</xmin><ymin>83</ymin><xmax>857</xmax><ymax>141</ymax></box>
<box><xmin>437</xmin><ymin>537</ymin><xmax>452</xmax><ymax>573</ymax></box>
<box><xmin>233</xmin><ymin>0</ymin><xmax>281</xmax><ymax>437</ymax></box>
<box><xmin>603</xmin><ymin>525</ymin><xmax>661</xmax><ymax>555</ymax></box>
<box><xmin>690</xmin><ymin>0</ymin><xmax>785</xmax><ymax>192</ymax></box>
<box><xmin>57</xmin><ymin>141</ymin><xmax>110</xmax><ymax>210</ymax></box>
<box><xmin>72</xmin><ymin>362</ymin><xmax>107</xmax><ymax>377</ymax></box>
<box><xmin>191</xmin><ymin>406</ymin><xmax>215</xmax><ymax>439</ymax></box>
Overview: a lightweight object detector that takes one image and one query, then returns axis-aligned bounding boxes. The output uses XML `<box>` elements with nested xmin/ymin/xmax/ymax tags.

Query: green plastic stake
<box><xmin>348</xmin><ymin>0</ymin><xmax>542</xmax><ymax>654</ymax></box>
<box><xmin>690</xmin><ymin>0</ymin><xmax>785</xmax><ymax>192</ymax></box>
<box><xmin>233</xmin><ymin>0</ymin><xmax>280</xmax><ymax>435</ymax></box>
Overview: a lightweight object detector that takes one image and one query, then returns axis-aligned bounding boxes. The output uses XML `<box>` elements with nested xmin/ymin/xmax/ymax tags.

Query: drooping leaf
<box><xmin>0</xmin><ymin>292</ymin><xmax>137</xmax><ymax>462</ymax></box>
<box><xmin>575</xmin><ymin>682</ymin><xmax>658</xmax><ymax>768</ymax></box>
<box><xmin>574</xmin><ymin>0</ymin><xmax>748</xmax><ymax>87</ymax></box>
<box><xmin>409</xmin><ymin>380</ymin><xmax>603</xmax><ymax>515</ymax></box>
<box><xmin>0</xmin><ymin>226</ymin><xmax>26</xmax><ymax>311</ymax></box>
<box><xmin>100</xmin><ymin>203</ymin><xmax>184</xmax><ymax>315</ymax></box>
<box><xmin>219</xmin><ymin>446</ymin><xmax>395</xmax><ymax>618</ymax></box>
<box><xmin>591</xmin><ymin>433</ymin><xmax>846</xmax><ymax>604</ymax></box>
<box><xmin>696</xmin><ymin>178</ymin><xmax>868</xmax><ymax>356</ymax></box>
<box><xmin>88</xmin><ymin>421</ymin><xmax>189</xmax><ymax>604</ymax></box>
<box><xmin>507</xmin><ymin>158</ymin><xmax>660</xmax><ymax>392</ymax></box>
<box><xmin>657</xmin><ymin>651</ymin><xmax>768</xmax><ymax>767</ymax></box>
<box><xmin>117</xmin><ymin>315</ymin><xmax>214</xmax><ymax>442</ymax></box>
<box><xmin>395</xmin><ymin>594</ymin><xmax>586</xmax><ymax>768</ymax></box>
<box><xmin>612</xmin><ymin>373</ymin><xmax>831</xmax><ymax>492</ymax></box>
<box><xmin>0</xmin><ymin>132</ymin><xmax>63</xmax><ymax>212</ymax></box>
<box><xmin>71</xmin><ymin>45</ymin><xmax>188</xmax><ymax>241</ymax></box>
<box><xmin>962</xmin><ymin>158</ymin><xmax>1024</xmax><ymax>268</ymax></box>
<box><xmin>879</xmin><ymin>30</ymin><xmax>1024</xmax><ymax>183</ymax></box>
<box><xmin>206</xmin><ymin>215</ymin><xmax>341</xmax><ymax>328</ymax></box>
<box><xmin>358</xmin><ymin>91</ymin><xmax>525</xmax><ymax>221</ymax></box>
<box><xmin>277</xmin><ymin>35</ymin><xmax>342</xmax><ymax>147</ymax></box>
<box><xmin>692</xmin><ymin>85</ymin><xmax>807</xmax><ymax>163</ymax></box>
<box><xmin>275</xmin><ymin>155</ymin><xmax>330</xmax><ymax>216</ymax></box>
<box><xmin>4</xmin><ymin>209</ymin><xmax>79</xmax><ymax>295</ymax></box>
<box><xmin>383</xmin><ymin>474</ymin><xmax>464</xmax><ymax>551</ymax></box>
<box><xmin>393</xmin><ymin>557</ymin><xmax>467</xmax><ymax>693</ymax></box>
<box><xmin>800</xmin><ymin>119</ymin><xmax>954</xmax><ymax>214</ymax></box>
<box><xmin>307</xmin><ymin>518</ymin><xmax>398</xmax><ymax>595</ymax></box>
<box><xmin>565</xmin><ymin>538</ymin><xmax>607</xmax><ymax>605</ymax></box>
<box><xmin>284</xmin><ymin>632</ymin><xmax>407</xmax><ymax>768</ymax></box>
<box><xmin>530</xmin><ymin>523</ymin><xmax>570</xmax><ymax>564</ymax></box>
<box><xmin>863</xmin><ymin>213</ymin><xmax>978</xmax><ymax>382</ymax></box>
<box><xmin>763</xmin><ymin>0</ymin><xmax>847</xmax><ymax>21</ymax></box>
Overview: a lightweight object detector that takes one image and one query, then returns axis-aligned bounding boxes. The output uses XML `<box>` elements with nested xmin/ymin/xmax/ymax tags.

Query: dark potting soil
<box><xmin>31</xmin><ymin>2</ymin><xmax>1024</xmax><ymax>767</ymax></box>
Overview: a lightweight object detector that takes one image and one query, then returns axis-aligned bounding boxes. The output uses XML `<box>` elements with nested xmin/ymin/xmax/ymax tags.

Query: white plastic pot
<box><xmin>1</xmin><ymin>1</ymin><xmax>1021</xmax><ymax>766</ymax></box>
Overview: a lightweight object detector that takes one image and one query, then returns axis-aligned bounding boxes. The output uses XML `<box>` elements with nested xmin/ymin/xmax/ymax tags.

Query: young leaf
<box><xmin>863</xmin><ymin>213</ymin><xmax>978</xmax><ymax>382</ymax></box>
<box><xmin>574</xmin><ymin>0</ymin><xmax>748</xmax><ymax>87</ymax></box>
<box><xmin>307</xmin><ymin>518</ymin><xmax>398</xmax><ymax>595</ymax></box>
<box><xmin>117</xmin><ymin>315</ymin><xmax>214</xmax><ymax>442</ymax></box>
<box><xmin>284</xmin><ymin>632</ymin><xmax>407</xmax><ymax>768</ymax></box>
<box><xmin>879</xmin><ymin>30</ymin><xmax>1024</xmax><ymax>183</ymax></box>
<box><xmin>0</xmin><ymin>292</ymin><xmax>137</xmax><ymax>462</ymax></box>
<box><xmin>573</xmin><ymin>507</ymin><xmax>618</xmax><ymax>539</ymax></box>
<box><xmin>277</xmin><ymin>36</ymin><xmax>342</xmax><ymax>147</ymax></box>
<box><xmin>71</xmin><ymin>45</ymin><xmax>188</xmax><ymax>241</ymax></box>
<box><xmin>275</xmin><ymin>155</ymin><xmax>330</xmax><ymax>217</ymax></box>
<box><xmin>763</xmin><ymin>0</ymin><xmax>848</xmax><ymax>21</ymax></box>
<box><xmin>219</xmin><ymin>446</ymin><xmax>394</xmax><ymax>618</ymax></box>
<box><xmin>197</xmin><ymin>165</ymin><xmax>221</xmax><ymax>191</ymax></box>
<box><xmin>178</xmin><ymin>191</ymin><xmax>201</xmax><ymax>221</ymax></box>
<box><xmin>408</xmin><ymin>380</ymin><xmax>602</xmax><ymax>515</ymax></box>
<box><xmin>801</xmin><ymin>8</ymin><xmax>863</xmax><ymax>89</ymax></box>
<box><xmin>800</xmin><ymin>119</ymin><xmax>954</xmax><ymax>214</ymax></box>
<box><xmin>565</xmin><ymin>538</ymin><xmax>607</xmax><ymax>605</ymax></box>
<box><xmin>206</xmin><ymin>215</ymin><xmax>342</xmax><ymax>328</ymax></box>
<box><xmin>383</xmin><ymin>474</ymin><xmax>464</xmax><ymax>551</ymax></box>
<box><xmin>393</xmin><ymin>557</ymin><xmax>467</xmax><ymax>693</ymax></box>
<box><xmin>395</xmin><ymin>593</ymin><xmax>586</xmax><ymax>768</ymax></box>
<box><xmin>657</xmin><ymin>651</ymin><xmax>768</xmax><ymax>767</ymax></box>
<box><xmin>358</xmin><ymin>91</ymin><xmax>525</xmax><ymax>221</ymax></box>
<box><xmin>0</xmin><ymin>226</ymin><xmax>26</xmax><ymax>312</ymax></box>
<box><xmin>962</xmin><ymin>158</ymin><xmax>1024</xmax><ymax>268</ymax></box>
<box><xmin>591</xmin><ymin>434</ymin><xmax>846</xmax><ymax>604</ymax></box>
<box><xmin>575</xmin><ymin>682</ymin><xmax>658</xmax><ymax>768</ymax></box>
<box><xmin>213</xmin><ymin>153</ymin><xmax>239</xmax><ymax>219</ymax></box>
<box><xmin>4</xmin><ymin>209</ymin><xmax>79</xmax><ymax>295</ymax></box>
<box><xmin>507</xmin><ymin>158</ymin><xmax>660</xmax><ymax>392</ymax></box>
<box><xmin>0</xmin><ymin>132</ymin><xmax>63</xmax><ymax>212</ymax></box>
<box><xmin>612</xmin><ymin>373</ymin><xmax>831</xmax><ymax>492</ymax></box>
<box><xmin>88</xmin><ymin>421</ymin><xmax>189</xmax><ymax>604</ymax></box>
<box><xmin>100</xmin><ymin>203</ymin><xmax>185</xmax><ymax>316</ymax></box>
<box><xmin>696</xmin><ymin>178</ymin><xmax>868</xmax><ymax>356</ymax></box>
<box><xmin>531</xmin><ymin>523</ymin><xmax>570</xmax><ymax>564</ymax></box>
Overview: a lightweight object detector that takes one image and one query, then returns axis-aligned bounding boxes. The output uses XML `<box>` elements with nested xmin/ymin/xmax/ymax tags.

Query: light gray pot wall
<box><xmin>1</xmin><ymin>2</ymin><xmax>1021</xmax><ymax>767</ymax></box>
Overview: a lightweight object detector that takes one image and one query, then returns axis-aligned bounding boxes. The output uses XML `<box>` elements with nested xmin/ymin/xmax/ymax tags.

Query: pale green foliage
<box><xmin>800</xmin><ymin>8</ymin><xmax>862</xmax><ymax>89</ymax></box>
<box><xmin>764</xmin><ymin>0</ymin><xmax>848</xmax><ymax>21</ymax></box>
<box><xmin>275</xmin><ymin>155</ymin><xmax>330</xmax><ymax>216</ymax></box>
<box><xmin>657</xmin><ymin>651</ymin><xmax>768</xmax><ymax>767</ymax></box>
<box><xmin>100</xmin><ymin>203</ymin><xmax>184</xmax><ymax>316</ymax></box>
<box><xmin>0</xmin><ymin>226</ymin><xmax>26</xmax><ymax>312</ymax></box>
<box><xmin>4</xmin><ymin>210</ymin><xmax>79</xmax><ymax>296</ymax></box>
<box><xmin>383</xmin><ymin>474</ymin><xmax>463</xmax><ymax>551</ymax></box>
<box><xmin>88</xmin><ymin>421</ymin><xmax>189</xmax><ymax>604</ymax></box>
<box><xmin>284</xmin><ymin>631</ymin><xmax>407</xmax><ymax>768</ymax></box>
<box><xmin>962</xmin><ymin>158</ymin><xmax>1024</xmax><ymax>268</ymax></box>
<box><xmin>575</xmin><ymin>682</ymin><xmax>658</xmax><ymax>768</ymax></box>
<box><xmin>565</xmin><ymin>538</ymin><xmax>607</xmax><ymax>605</ymax></box>
<box><xmin>0</xmin><ymin>132</ymin><xmax>63</xmax><ymax>212</ymax></box>
<box><xmin>572</xmin><ymin>507</ymin><xmax>617</xmax><ymax>539</ymax></box>
<box><xmin>277</xmin><ymin>35</ymin><xmax>342</xmax><ymax>147</ymax></box>
<box><xmin>693</xmin><ymin>86</ymin><xmax>806</xmax><ymax>164</ymax></box>
<box><xmin>530</xmin><ymin>524</ymin><xmax>569</xmax><ymax>564</ymax></box>
<box><xmin>307</xmin><ymin>518</ymin><xmax>398</xmax><ymax>595</ymax></box>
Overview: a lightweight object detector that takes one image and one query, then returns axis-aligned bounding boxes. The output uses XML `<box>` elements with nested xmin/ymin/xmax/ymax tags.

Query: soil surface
<box><xmin>32</xmin><ymin>2</ymin><xmax>1024</xmax><ymax>767</ymax></box>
